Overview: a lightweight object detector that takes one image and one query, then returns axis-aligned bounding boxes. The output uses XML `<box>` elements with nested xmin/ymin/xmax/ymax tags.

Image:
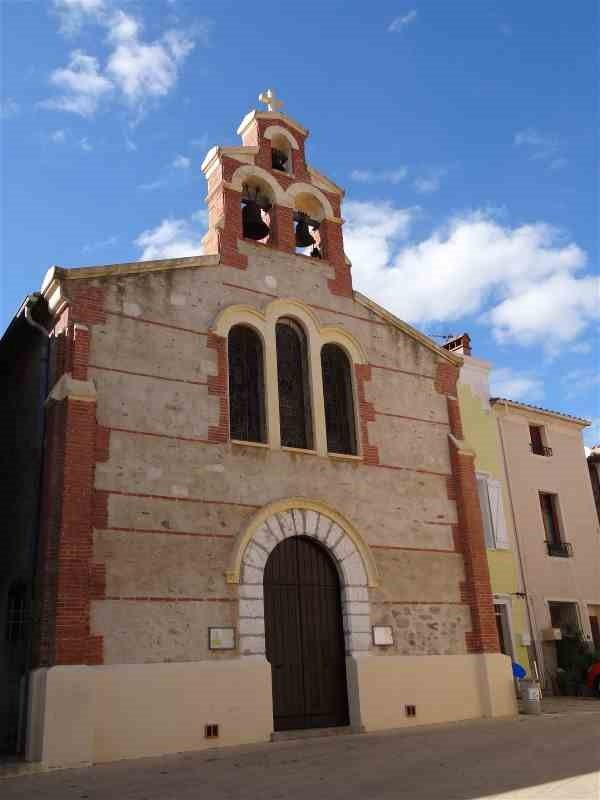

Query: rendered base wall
<box><xmin>347</xmin><ymin>653</ymin><xmax>516</xmax><ymax>731</ymax></box>
<box><xmin>26</xmin><ymin>659</ymin><xmax>273</xmax><ymax>766</ymax></box>
<box><xmin>27</xmin><ymin>653</ymin><xmax>516</xmax><ymax>767</ymax></box>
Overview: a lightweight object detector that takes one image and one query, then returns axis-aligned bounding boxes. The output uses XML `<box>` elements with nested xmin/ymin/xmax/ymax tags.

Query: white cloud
<box><xmin>137</xmin><ymin>179</ymin><xmax>166</xmax><ymax>191</ymax></box>
<box><xmin>570</xmin><ymin>341</ymin><xmax>593</xmax><ymax>355</ymax></box>
<box><xmin>490</xmin><ymin>368</ymin><xmax>544</xmax><ymax>402</ymax></box>
<box><xmin>0</xmin><ymin>98</ymin><xmax>20</xmax><ymax>118</ymax></box>
<box><xmin>487</xmin><ymin>272</ymin><xmax>598</xmax><ymax>347</ymax></box>
<box><xmin>42</xmin><ymin>50</ymin><xmax>113</xmax><ymax>116</ymax></box>
<box><xmin>105</xmin><ymin>9</ymin><xmax>140</xmax><ymax>43</ymax></box>
<box><xmin>125</xmin><ymin>135</ymin><xmax>137</xmax><ymax>151</ymax></box>
<box><xmin>53</xmin><ymin>0</ymin><xmax>105</xmax><ymax>36</ymax></box>
<box><xmin>135</xmin><ymin>214</ymin><xmax>206</xmax><ymax>260</ymax></box>
<box><xmin>344</xmin><ymin>201</ymin><xmax>416</xmax><ymax>275</ymax></box>
<box><xmin>106</xmin><ymin>21</ymin><xmax>195</xmax><ymax>112</ymax></box>
<box><xmin>172</xmin><ymin>154</ymin><xmax>191</xmax><ymax>169</ymax></box>
<box><xmin>79</xmin><ymin>136</ymin><xmax>92</xmax><ymax>151</ymax></box>
<box><xmin>43</xmin><ymin>6</ymin><xmax>198</xmax><ymax>118</ymax></box>
<box><xmin>350</xmin><ymin>167</ymin><xmax>407</xmax><ymax>184</ymax></box>
<box><xmin>190</xmin><ymin>134</ymin><xmax>209</xmax><ymax>148</ymax></box>
<box><xmin>344</xmin><ymin>203</ymin><xmax>596</xmax><ymax>349</ymax></box>
<box><xmin>83</xmin><ymin>234</ymin><xmax>117</xmax><ymax>252</ymax></box>
<box><xmin>514</xmin><ymin>128</ymin><xmax>567</xmax><ymax>169</ymax></box>
<box><xmin>51</xmin><ymin>128</ymin><xmax>67</xmax><ymax>142</ymax></box>
<box><xmin>561</xmin><ymin>368</ymin><xmax>600</xmax><ymax>399</ymax></box>
<box><xmin>388</xmin><ymin>10</ymin><xmax>417</xmax><ymax>32</ymax></box>
<box><xmin>414</xmin><ymin>169</ymin><xmax>447</xmax><ymax>194</ymax></box>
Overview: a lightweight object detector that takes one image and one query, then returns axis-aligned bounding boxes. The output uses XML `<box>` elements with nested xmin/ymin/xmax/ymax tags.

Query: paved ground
<box><xmin>2</xmin><ymin>700</ymin><xmax>599</xmax><ymax>800</ymax></box>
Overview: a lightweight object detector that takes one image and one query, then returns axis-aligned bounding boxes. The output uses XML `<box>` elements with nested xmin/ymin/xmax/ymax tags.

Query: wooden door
<box><xmin>264</xmin><ymin>536</ymin><xmax>349</xmax><ymax>731</ymax></box>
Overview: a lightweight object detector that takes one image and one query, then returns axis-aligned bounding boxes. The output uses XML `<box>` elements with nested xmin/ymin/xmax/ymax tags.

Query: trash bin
<box><xmin>520</xmin><ymin>679</ymin><xmax>542</xmax><ymax>714</ymax></box>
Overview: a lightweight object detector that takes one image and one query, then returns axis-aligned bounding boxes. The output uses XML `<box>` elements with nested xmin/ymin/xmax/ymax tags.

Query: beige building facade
<box><xmin>492</xmin><ymin>399</ymin><xmax>600</xmax><ymax>689</ymax></box>
<box><xmin>446</xmin><ymin>336</ymin><xmax>532</xmax><ymax>678</ymax></box>
<box><xmin>3</xmin><ymin>96</ymin><xmax>517</xmax><ymax>767</ymax></box>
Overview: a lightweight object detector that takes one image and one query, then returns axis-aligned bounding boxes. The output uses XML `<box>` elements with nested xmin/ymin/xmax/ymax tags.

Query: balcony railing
<box><xmin>545</xmin><ymin>540</ymin><xmax>573</xmax><ymax>558</ymax></box>
<box><xmin>530</xmin><ymin>443</ymin><xmax>553</xmax><ymax>456</ymax></box>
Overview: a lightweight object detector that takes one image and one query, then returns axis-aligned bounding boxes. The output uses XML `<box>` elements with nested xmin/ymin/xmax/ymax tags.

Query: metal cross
<box><xmin>258</xmin><ymin>88</ymin><xmax>283</xmax><ymax>113</ymax></box>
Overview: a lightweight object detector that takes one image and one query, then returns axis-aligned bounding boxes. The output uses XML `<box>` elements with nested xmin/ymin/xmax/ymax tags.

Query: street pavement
<box><xmin>2</xmin><ymin>700</ymin><xmax>599</xmax><ymax>799</ymax></box>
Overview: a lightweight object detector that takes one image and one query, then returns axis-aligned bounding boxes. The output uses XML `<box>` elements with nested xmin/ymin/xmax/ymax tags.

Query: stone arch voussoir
<box><xmin>231</xmin><ymin>500</ymin><xmax>377</xmax><ymax>659</ymax></box>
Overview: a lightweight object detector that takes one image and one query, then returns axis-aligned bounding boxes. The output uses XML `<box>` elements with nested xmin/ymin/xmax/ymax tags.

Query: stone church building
<box><xmin>1</xmin><ymin>93</ymin><xmax>515</xmax><ymax>766</ymax></box>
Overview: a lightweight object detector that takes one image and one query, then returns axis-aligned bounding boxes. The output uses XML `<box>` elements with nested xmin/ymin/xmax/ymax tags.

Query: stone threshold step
<box><xmin>271</xmin><ymin>725</ymin><xmax>364</xmax><ymax>742</ymax></box>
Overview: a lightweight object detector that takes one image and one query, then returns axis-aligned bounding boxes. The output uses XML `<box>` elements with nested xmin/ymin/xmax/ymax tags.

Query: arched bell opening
<box><xmin>270</xmin><ymin>133</ymin><xmax>292</xmax><ymax>176</ymax></box>
<box><xmin>293</xmin><ymin>192</ymin><xmax>324</xmax><ymax>259</ymax></box>
<box><xmin>241</xmin><ymin>177</ymin><xmax>274</xmax><ymax>244</ymax></box>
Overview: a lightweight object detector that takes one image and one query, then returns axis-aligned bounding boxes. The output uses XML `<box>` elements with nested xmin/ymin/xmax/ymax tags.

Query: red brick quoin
<box><xmin>355</xmin><ymin>364</ymin><xmax>379</xmax><ymax>466</ymax></box>
<box><xmin>207</xmin><ymin>333</ymin><xmax>229</xmax><ymax>443</ymax></box>
<box><xmin>436</xmin><ymin>359</ymin><xmax>500</xmax><ymax>654</ymax></box>
<box><xmin>35</xmin><ymin>285</ymin><xmax>108</xmax><ymax>667</ymax></box>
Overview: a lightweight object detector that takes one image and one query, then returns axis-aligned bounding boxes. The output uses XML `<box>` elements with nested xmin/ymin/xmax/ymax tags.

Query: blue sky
<box><xmin>1</xmin><ymin>1</ymin><xmax>598</xmax><ymax>443</ymax></box>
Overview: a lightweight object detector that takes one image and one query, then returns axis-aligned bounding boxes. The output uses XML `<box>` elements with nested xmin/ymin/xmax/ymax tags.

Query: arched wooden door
<box><xmin>264</xmin><ymin>536</ymin><xmax>349</xmax><ymax>731</ymax></box>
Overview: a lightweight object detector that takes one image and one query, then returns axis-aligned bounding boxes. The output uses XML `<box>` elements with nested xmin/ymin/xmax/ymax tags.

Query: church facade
<box><xmin>3</xmin><ymin>94</ymin><xmax>515</xmax><ymax>766</ymax></box>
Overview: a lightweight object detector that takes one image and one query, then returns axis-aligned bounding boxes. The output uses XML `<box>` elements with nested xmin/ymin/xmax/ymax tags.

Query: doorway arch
<box><xmin>229</xmin><ymin>500</ymin><xmax>377</xmax><ymax>660</ymax></box>
<box><xmin>264</xmin><ymin>536</ymin><xmax>348</xmax><ymax>731</ymax></box>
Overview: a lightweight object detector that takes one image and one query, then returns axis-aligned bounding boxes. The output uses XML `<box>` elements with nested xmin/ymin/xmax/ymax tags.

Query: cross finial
<box><xmin>258</xmin><ymin>88</ymin><xmax>283</xmax><ymax>113</ymax></box>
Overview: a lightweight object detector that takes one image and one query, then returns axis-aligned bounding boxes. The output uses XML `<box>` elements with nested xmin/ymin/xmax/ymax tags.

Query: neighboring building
<box><xmin>587</xmin><ymin>445</ymin><xmax>600</xmax><ymax>650</ymax></box>
<box><xmin>0</xmin><ymin>294</ymin><xmax>52</xmax><ymax>754</ymax></box>
<box><xmin>588</xmin><ymin>445</ymin><xmax>600</xmax><ymax>527</ymax></box>
<box><xmin>491</xmin><ymin>398</ymin><xmax>600</xmax><ymax>690</ymax></box>
<box><xmin>443</xmin><ymin>335</ymin><xmax>532</xmax><ymax>678</ymax></box>
<box><xmin>1</xmin><ymin>93</ymin><xmax>515</xmax><ymax>767</ymax></box>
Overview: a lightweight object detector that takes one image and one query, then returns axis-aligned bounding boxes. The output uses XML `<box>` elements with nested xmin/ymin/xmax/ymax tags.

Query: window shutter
<box><xmin>488</xmin><ymin>479</ymin><xmax>510</xmax><ymax>549</ymax></box>
<box><xmin>476</xmin><ymin>476</ymin><xmax>496</xmax><ymax>549</ymax></box>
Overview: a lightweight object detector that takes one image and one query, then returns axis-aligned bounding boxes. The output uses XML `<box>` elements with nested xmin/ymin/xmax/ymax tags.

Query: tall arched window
<box><xmin>228</xmin><ymin>325</ymin><xmax>266</xmax><ymax>443</ymax></box>
<box><xmin>321</xmin><ymin>344</ymin><xmax>357</xmax><ymax>455</ymax></box>
<box><xmin>276</xmin><ymin>318</ymin><xmax>313</xmax><ymax>449</ymax></box>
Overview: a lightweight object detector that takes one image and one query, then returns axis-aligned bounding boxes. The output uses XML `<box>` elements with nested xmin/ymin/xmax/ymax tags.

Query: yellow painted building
<box><xmin>445</xmin><ymin>336</ymin><xmax>532</xmax><ymax>675</ymax></box>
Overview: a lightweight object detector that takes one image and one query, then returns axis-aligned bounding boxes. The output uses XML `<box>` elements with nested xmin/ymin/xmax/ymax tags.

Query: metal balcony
<box><xmin>545</xmin><ymin>540</ymin><xmax>573</xmax><ymax>558</ymax></box>
<box><xmin>530</xmin><ymin>443</ymin><xmax>553</xmax><ymax>456</ymax></box>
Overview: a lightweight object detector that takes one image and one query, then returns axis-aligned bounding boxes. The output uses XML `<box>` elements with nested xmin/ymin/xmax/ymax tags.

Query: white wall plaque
<box><xmin>372</xmin><ymin>625</ymin><xmax>394</xmax><ymax>646</ymax></box>
<box><xmin>209</xmin><ymin>627</ymin><xmax>235</xmax><ymax>650</ymax></box>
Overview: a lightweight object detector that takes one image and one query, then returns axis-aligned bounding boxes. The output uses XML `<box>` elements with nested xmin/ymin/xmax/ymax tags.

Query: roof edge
<box><xmin>40</xmin><ymin>254</ymin><xmax>220</xmax><ymax>292</ymax></box>
<box><xmin>354</xmin><ymin>291</ymin><xmax>462</xmax><ymax>366</ymax></box>
<box><xmin>490</xmin><ymin>397</ymin><xmax>590</xmax><ymax>427</ymax></box>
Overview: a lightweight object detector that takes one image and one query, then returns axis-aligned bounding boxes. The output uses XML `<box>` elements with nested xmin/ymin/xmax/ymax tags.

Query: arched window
<box><xmin>5</xmin><ymin>580</ymin><xmax>27</xmax><ymax>644</ymax></box>
<box><xmin>321</xmin><ymin>344</ymin><xmax>357</xmax><ymax>455</ymax></box>
<box><xmin>276</xmin><ymin>318</ymin><xmax>313</xmax><ymax>449</ymax></box>
<box><xmin>228</xmin><ymin>325</ymin><xmax>266</xmax><ymax>443</ymax></box>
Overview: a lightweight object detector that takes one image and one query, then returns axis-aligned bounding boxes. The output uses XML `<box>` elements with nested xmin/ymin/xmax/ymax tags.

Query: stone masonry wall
<box><xmin>51</xmin><ymin>243</ymin><xmax>488</xmax><ymax>664</ymax></box>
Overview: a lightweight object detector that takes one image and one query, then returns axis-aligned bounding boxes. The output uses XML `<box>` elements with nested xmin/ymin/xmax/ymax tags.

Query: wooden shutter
<box><xmin>488</xmin><ymin>479</ymin><xmax>509</xmax><ymax>549</ymax></box>
<box><xmin>529</xmin><ymin>425</ymin><xmax>543</xmax><ymax>454</ymax></box>
<box><xmin>476</xmin><ymin>476</ymin><xmax>495</xmax><ymax>548</ymax></box>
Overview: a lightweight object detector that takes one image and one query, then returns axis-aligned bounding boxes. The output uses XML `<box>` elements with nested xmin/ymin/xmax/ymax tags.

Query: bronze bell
<box><xmin>242</xmin><ymin>200</ymin><xmax>270</xmax><ymax>241</ymax></box>
<box><xmin>271</xmin><ymin>148</ymin><xmax>288</xmax><ymax>172</ymax></box>
<box><xmin>295</xmin><ymin>218</ymin><xmax>316</xmax><ymax>248</ymax></box>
